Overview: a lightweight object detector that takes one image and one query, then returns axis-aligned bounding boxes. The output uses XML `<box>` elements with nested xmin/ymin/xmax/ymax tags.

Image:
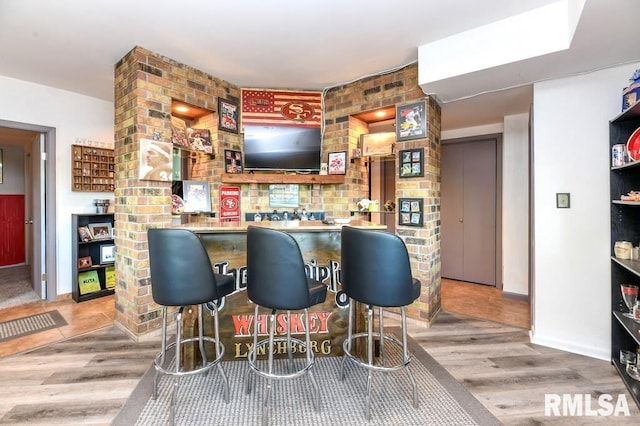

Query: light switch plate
<box><xmin>556</xmin><ymin>193</ymin><xmax>570</xmax><ymax>208</ymax></box>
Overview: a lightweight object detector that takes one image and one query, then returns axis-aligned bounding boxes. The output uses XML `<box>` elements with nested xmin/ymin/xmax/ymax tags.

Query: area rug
<box><xmin>0</xmin><ymin>310</ymin><xmax>67</xmax><ymax>343</ymax></box>
<box><xmin>114</xmin><ymin>330</ymin><xmax>500</xmax><ymax>426</ymax></box>
<box><xmin>0</xmin><ymin>265</ymin><xmax>40</xmax><ymax>309</ymax></box>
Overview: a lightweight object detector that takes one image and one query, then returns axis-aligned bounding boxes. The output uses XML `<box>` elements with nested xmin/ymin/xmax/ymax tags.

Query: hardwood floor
<box><xmin>0</xmin><ymin>284</ymin><xmax>637</xmax><ymax>424</ymax></box>
<box><xmin>441</xmin><ymin>278</ymin><xmax>531</xmax><ymax>329</ymax></box>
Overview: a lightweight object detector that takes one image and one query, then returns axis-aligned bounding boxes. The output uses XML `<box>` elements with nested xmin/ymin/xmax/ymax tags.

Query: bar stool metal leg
<box><xmin>378</xmin><ymin>306</ymin><xmax>386</xmax><ymax>366</ymax></box>
<box><xmin>305</xmin><ymin>309</ymin><xmax>320</xmax><ymax>411</ymax></box>
<box><xmin>401</xmin><ymin>307</ymin><xmax>418</xmax><ymax>408</ymax></box>
<box><xmin>340</xmin><ymin>299</ymin><xmax>354</xmax><ymax>381</ymax></box>
<box><xmin>341</xmin><ymin>301</ymin><xmax>419</xmax><ymax>419</ymax></box>
<box><xmin>286</xmin><ymin>310</ymin><xmax>294</xmax><ymax>373</ymax></box>
<box><xmin>365</xmin><ymin>304</ymin><xmax>374</xmax><ymax>420</ymax></box>
<box><xmin>246</xmin><ymin>306</ymin><xmax>321</xmax><ymax>426</ymax></box>
<box><xmin>245</xmin><ymin>304</ymin><xmax>260</xmax><ymax>395</ymax></box>
<box><xmin>210</xmin><ymin>301</ymin><xmax>230</xmax><ymax>403</ymax></box>
<box><xmin>153</xmin><ymin>306</ymin><xmax>169</xmax><ymax>400</ymax></box>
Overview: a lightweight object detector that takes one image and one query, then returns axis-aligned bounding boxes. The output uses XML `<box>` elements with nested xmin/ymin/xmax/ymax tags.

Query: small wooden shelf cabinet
<box><xmin>72</xmin><ymin>213</ymin><xmax>115</xmax><ymax>302</ymax></box>
<box><xmin>610</xmin><ymin>100</ymin><xmax>640</xmax><ymax>408</ymax></box>
<box><xmin>71</xmin><ymin>145</ymin><xmax>115</xmax><ymax>192</ymax></box>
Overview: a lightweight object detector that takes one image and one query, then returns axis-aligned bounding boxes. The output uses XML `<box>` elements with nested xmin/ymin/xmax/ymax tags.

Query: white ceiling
<box><xmin>0</xmin><ymin>0</ymin><xmax>638</xmax><ymax>141</ymax></box>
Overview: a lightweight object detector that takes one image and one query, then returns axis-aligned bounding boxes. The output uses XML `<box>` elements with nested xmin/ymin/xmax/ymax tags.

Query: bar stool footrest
<box><xmin>154</xmin><ymin>336</ymin><xmax>225</xmax><ymax>378</ymax></box>
<box><xmin>247</xmin><ymin>337</ymin><xmax>316</xmax><ymax>380</ymax></box>
<box><xmin>342</xmin><ymin>332</ymin><xmax>412</xmax><ymax>373</ymax></box>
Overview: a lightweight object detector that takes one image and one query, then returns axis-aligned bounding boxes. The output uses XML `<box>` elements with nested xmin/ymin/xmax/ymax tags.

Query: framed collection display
<box><xmin>71</xmin><ymin>145</ymin><xmax>115</xmax><ymax>192</ymax></box>
<box><xmin>224</xmin><ymin>150</ymin><xmax>243</xmax><ymax>174</ymax></box>
<box><xmin>398</xmin><ymin>197</ymin><xmax>424</xmax><ymax>227</ymax></box>
<box><xmin>396</xmin><ymin>100</ymin><xmax>427</xmax><ymax>142</ymax></box>
<box><xmin>218</xmin><ymin>98</ymin><xmax>239</xmax><ymax>133</ymax></box>
<box><xmin>328</xmin><ymin>151</ymin><xmax>347</xmax><ymax>175</ymax></box>
<box><xmin>88</xmin><ymin>223</ymin><xmax>112</xmax><ymax>240</ymax></box>
<box><xmin>100</xmin><ymin>244</ymin><xmax>115</xmax><ymax>264</ymax></box>
<box><xmin>399</xmin><ymin>148</ymin><xmax>424</xmax><ymax>178</ymax></box>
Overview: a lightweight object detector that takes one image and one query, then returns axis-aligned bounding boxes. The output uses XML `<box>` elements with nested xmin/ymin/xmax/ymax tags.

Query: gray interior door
<box><xmin>441</xmin><ymin>139</ymin><xmax>496</xmax><ymax>286</ymax></box>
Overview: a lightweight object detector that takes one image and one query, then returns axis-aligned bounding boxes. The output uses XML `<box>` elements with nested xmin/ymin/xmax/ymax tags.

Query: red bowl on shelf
<box><xmin>626</xmin><ymin>127</ymin><xmax>640</xmax><ymax>161</ymax></box>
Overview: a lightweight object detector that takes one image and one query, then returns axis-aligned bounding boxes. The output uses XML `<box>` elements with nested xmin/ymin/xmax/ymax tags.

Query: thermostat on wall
<box><xmin>556</xmin><ymin>193</ymin><xmax>570</xmax><ymax>208</ymax></box>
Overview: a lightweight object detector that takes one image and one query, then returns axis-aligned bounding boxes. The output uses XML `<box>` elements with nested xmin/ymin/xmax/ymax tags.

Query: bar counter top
<box><xmin>171</xmin><ymin>218</ymin><xmax>387</xmax><ymax>233</ymax></box>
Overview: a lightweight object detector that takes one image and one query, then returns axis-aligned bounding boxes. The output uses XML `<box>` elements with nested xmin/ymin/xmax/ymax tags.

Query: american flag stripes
<box><xmin>241</xmin><ymin>88</ymin><xmax>322</xmax><ymax>128</ymax></box>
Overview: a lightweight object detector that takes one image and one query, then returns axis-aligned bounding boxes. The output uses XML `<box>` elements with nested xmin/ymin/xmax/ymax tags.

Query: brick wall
<box><xmin>113</xmin><ymin>46</ymin><xmax>241</xmax><ymax>337</ymax></box>
<box><xmin>323</xmin><ymin>63</ymin><xmax>442</xmax><ymax>323</ymax></box>
<box><xmin>114</xmin><ymin>49</ymin><xmax>441</xmax><ymax>338</ymax></box>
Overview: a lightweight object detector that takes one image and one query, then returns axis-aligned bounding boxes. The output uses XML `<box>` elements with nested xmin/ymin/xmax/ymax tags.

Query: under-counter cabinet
<box><xmin>72</xmin><ymin>213</ymin><xmax>115</xmax><ymax>302</ymax></box>
<box><xmin>610</xmin><ymin>100</ymin><xmax>640</xmax><ymax>408</ymax></box>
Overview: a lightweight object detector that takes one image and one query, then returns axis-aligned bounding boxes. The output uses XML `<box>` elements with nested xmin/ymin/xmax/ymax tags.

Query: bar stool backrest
<box><xmin>147</xmin><ymin>228</ymin><xmax>218</xmax><ymax>306</ymax></box>
<box><xmin>341</xmin><ymin>226</ymin><xmax>415</xmax><ymax>307</ymax></box>
<box><xmin>247</xmin><ymin>226</ymin><xmax>311</xmax><ymax>310</ymax></box>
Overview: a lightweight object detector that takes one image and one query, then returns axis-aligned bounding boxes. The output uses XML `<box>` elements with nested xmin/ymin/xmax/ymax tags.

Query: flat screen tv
<box><xmin>243</xmin><ymin>125</ymin><xmax>322</xmax><ymax>172</ymax></box>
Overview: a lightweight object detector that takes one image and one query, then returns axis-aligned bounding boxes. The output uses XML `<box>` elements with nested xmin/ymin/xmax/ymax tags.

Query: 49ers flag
<box><xmin>241</xmin><ymin>88</ymin><xmax>322</xmax><ymax>129</ymax></box>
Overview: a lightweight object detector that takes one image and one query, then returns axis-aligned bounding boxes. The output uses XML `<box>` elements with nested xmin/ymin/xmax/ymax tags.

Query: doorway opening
<box><xmin>0</xmin><ymin>120</ymin><xmax>57</xmax><ymax>306</ymax></box>
<box><xmin>441</xmin><ymin>135</ymin><xmax>502</xmax><ymax>288</ymax></box>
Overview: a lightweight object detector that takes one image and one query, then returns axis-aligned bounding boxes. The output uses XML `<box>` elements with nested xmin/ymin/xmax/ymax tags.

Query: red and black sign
<box><xmin>219</xmin><ymin>185</ymin><xmax>241</xmax><ymax>222</ymax></box>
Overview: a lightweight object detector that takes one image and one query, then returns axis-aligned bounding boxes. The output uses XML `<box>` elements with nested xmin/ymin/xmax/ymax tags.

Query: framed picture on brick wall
<box><xmin>396</xmin><ymin>100</ymin><xmax>427</xmax><ymax>142</ymax></box>
<box><xmin>398</xmin><ymin>197</ymin><xmax>423</xmax><ymax>227</ymax></box>
<box><xmin>218</xmin><ymin>98</ymin><xmax>239</xmax><ymax>134</ymax></box>
<box><xmin>399</xmin><ymin>148</ymin><xmax>424</xmax><ymax>178</ymax></box>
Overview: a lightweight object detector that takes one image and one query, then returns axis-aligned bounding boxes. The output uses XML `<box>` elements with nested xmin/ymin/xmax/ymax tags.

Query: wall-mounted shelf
<box><xmin>71</xmin><ymin>145</ymin><xmax>115</xmax><ymax>192</ymax></box>
<box><xmin>220</xmin><ymin>174</ymin><xmax>345</xmax><ymax>185</ymax></box>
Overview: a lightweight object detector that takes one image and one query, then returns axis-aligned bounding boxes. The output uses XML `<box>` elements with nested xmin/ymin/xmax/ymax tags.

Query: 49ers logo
<box><xmin>281</xmin><ymin>102</ymin><xmax>315</xmax><ymax>121</ymax></box>
<box><xmin>221</xmin><ymin>197</ymin><xmax>238</xmax><ymax>210</ymax></box>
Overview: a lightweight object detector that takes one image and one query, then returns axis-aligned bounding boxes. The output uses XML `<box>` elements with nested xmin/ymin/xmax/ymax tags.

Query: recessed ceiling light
<box><xmin>175</xmin><ymin>105</ymin><xmax>189</xmax><ymax>113</ymax></box>
<box><xmin>375</xmin><ymin>110</ymin><xmax>386</xmax><ymax>118</ymax></box>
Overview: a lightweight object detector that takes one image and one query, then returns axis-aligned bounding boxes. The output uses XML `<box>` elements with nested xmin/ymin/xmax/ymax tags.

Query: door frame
<box><xmin>442</xmin><ymin>133</ymin><xmax>503</xmax><ymax>289</ymax></box>
<box><xmin>0</xmin><ymin>119</ymin><xmax>56</xmax><ymax>301</ymax></box>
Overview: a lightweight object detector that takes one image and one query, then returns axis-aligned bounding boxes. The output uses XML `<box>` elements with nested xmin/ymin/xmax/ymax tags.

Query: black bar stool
<box><xmin>147</xmin><ymin>228</ymin><xmax>235</xmax><ymax>425</ymax></box>
<box><xmin>339</xmin><ymin>225</ymin><xmax>421</xmax><ymax>420</ymax></box>
<box><xmin>245</xmin><ymin>226</ymin><xmax>328</xmax><ymax>426</ymax></box>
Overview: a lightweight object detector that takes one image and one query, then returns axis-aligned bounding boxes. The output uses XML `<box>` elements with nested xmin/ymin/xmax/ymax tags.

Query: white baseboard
<box><xmin>530</xmin><ymin>333</ymin><xmax>610</xmax><ymax>361</ymax></box>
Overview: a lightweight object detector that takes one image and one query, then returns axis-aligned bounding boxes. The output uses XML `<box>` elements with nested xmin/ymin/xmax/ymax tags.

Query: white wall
<box><xmin>0</xmin><ymin>144</ymin><xmax>25</xmax><ymax>194</ymax></box>
<box><xmin>0</xmin><ymin>75</ymin><xmax>114</xmax><ymax>296</ymax></box>
<box><xmin>532</xmin><ymin>62</ymin><xmax>640</xmax><ymax>360</ymax></box>
<box><xmin>502</xmin><ymin>113</ymin><xmax>530</xmax><ymax>295</ymax></box>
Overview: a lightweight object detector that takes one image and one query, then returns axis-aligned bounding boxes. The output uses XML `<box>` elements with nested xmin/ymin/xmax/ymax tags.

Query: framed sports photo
<box><xmin>218</xmin><ymin>98</ymin><xmax>239</xmax><ymax>134</ymax></box>
<box><xmin>396</xmin><ymin>100</ymin><xmax>427</xmax><ymax>142</ymax></box>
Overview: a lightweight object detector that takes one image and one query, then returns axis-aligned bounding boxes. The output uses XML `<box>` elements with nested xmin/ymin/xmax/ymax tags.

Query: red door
<box><xmin>0</xmin><ymin>195</ymin><xmax>25</xmax><ymax>266</ymax></box>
